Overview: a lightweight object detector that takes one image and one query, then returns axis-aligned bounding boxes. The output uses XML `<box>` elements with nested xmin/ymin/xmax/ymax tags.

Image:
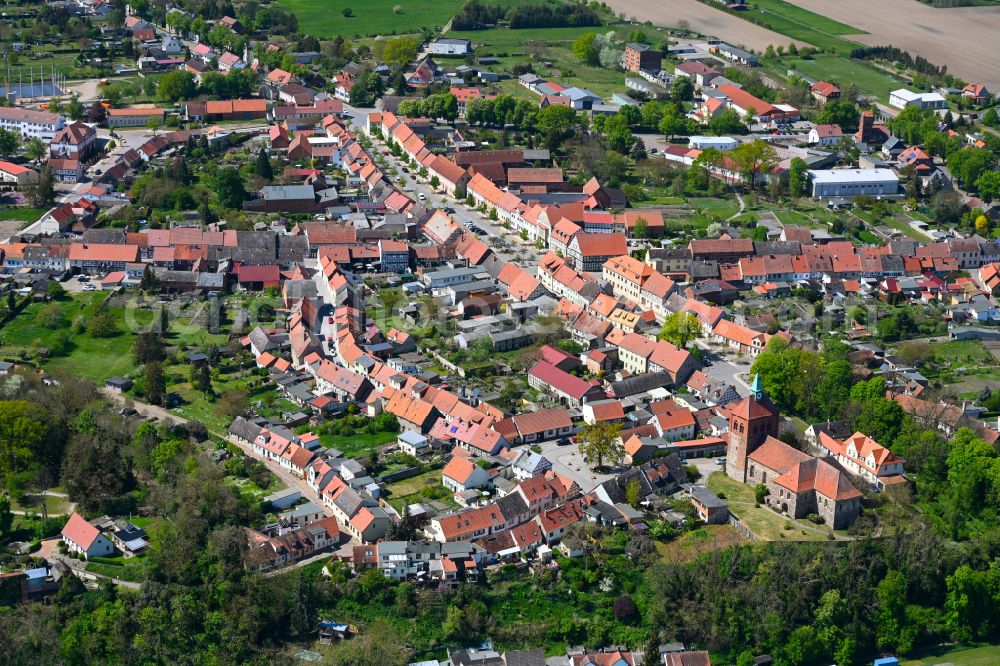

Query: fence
<box><xmin>379</xmin><ymin>465</ymin><xmax>424</xmax><ymax>484</ymax></box>
<box><xmin>728</xmin><ymin>513</ymin><xmax>759</xmax><ymax>541</ymax></box>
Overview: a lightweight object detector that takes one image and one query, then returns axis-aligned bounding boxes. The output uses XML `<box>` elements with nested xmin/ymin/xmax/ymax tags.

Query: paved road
<box><xmin>357</xmin><ymin>112</ymin><xmax>544</xmax><ymax>271</ymax></box>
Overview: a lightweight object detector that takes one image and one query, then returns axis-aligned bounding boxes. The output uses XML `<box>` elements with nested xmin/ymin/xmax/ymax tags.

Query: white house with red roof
<box><xmin>817</xmin><ymin>431</ymin><xmax>905</xmax><ymax>489</ymax></box>
<box><xmin>61</xmin><ymin>512</ymin><xmax>115</xmax><ymax>559</ymax></box>
<box><xmin>808</xmin><ymin>124</ymin><xmax>843</xmax><ymax>146</ymax></box>
<box><xmin>442</xmin><ymin>455</ymin><xmax>493</xmax><ymax>493</ymax></box>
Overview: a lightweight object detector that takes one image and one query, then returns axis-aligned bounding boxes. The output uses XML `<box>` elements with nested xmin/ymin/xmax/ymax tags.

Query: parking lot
<box><xmin>62</xmin><ymin>274</ymin><xmax>101</xmax><ymax>294</ymax></box>
<box><xmin>536</xmin><ymin>438</ymin><xmax>617</xmax><ymax>491</ymax></box>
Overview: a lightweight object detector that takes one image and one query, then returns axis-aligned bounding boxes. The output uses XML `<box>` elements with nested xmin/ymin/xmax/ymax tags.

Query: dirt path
<box><xmin>784</xmin><ymin>0</ymin><xmax>1000</xmax><ymax>90</ymax></box>
<box><xmin>604</xmin><ymin>0</ymin><xmax>807</xmax><ymax>52</ymax></box>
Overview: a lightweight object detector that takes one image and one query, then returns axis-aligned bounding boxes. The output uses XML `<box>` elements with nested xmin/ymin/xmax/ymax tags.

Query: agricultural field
<box><xmin>736</xmin><ymin>0</ymin><xmax>865</xmax><ymax>55</ymax></box>
<box><xmin>605</xmin><ymin>0</ymin><xmax>805</xmax><ymax>51</ymax></box>
<box><xmin>785</xmin><ymin>0</ymin><xmax>1000</xmax><ymax>89</ymax></box>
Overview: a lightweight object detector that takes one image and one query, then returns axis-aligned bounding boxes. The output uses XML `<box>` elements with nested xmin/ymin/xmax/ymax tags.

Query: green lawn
<box><xmin>11</xmin><ymin>493</ymin><xmax>71</xmax><ymax>515</ymax></box>
<box><xmin>85</xmin><ymin>558</ymin><xmax>148</xmax><ymax>583</ymax></box>
<box><xmin>885</xmin><ymin>215</ymin><xmax>932</xmax><ymax>241</ymax></box>
<box><xmin>450</xmin><ymin>24</ymin><xmax>631</xmax><ymax>99</ymax></box>
<box><xmin>656</xmin><ymin>524</ymin><xmax>746</xmax><ymax>563</ymax></box>
<box><xmin>706</xmin><ymin>472</ymin><xmax>838</xmax><ymax>542</ymax></box>
<box><xmin>385</xmin><ymin>468</ymin><xmax>456</xmax><ymax>513</ymax></box>
<box><xmin>325</xmin><ymin>430</ymin><xmax>399</xmax><ymax>459</ymax></box>
<box><xmin>0</xmin><ymin>207</ymin><xmax>45</xmax><ymax>224</ymax></box>
<box><xmin>901</xmin><ymin>644</ymin><xmax>1000</xmax><ymax>666</ymax></box>
<box><xmin>930</xmin><ymin>340</ymin><xmax>995</xmax><ymax>365</ymax></box>
<box><xmin>277</xmin><ymin>0</ymin><xmax>464</xmax><ymax>37</ymax></box>
<box><xmin>780</xmin><ymin>55</ymin><xmax>906</xmax><ymax>101</ymax></box>
<box><xmin>0</xmin><ymin>292</ymin><xmax>232</xmax><ymax>385</ymax></box>
<box><xmin>751</xmin><ymin>0</ymin><xmax>864</xmax><ymax>35</ymax></box>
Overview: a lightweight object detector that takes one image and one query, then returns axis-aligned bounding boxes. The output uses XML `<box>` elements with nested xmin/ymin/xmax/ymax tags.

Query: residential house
<box><xmin>61</xmin><ymin>513</ymin><xmax>115</xmax><ymax>559</ymax></box>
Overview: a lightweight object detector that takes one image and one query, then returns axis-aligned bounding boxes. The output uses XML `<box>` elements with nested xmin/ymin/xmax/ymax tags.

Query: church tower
<box><xmin>725</xmin><ymin>374</ymin><xmax>780</xmax><ymax>482</ymax></box>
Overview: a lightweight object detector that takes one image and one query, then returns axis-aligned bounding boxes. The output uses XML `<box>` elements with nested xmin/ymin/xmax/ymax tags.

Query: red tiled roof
<box><xmin>62</xmin><ymin>512</ymin><xmax>101</xmax><ymax>550</ymax></box>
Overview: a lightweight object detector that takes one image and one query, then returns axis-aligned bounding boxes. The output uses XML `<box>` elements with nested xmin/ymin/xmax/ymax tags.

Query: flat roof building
<box><xmin>808</xmin><ymin>168</ymin><xmax>899</xmax><ymax>199</ymax></box>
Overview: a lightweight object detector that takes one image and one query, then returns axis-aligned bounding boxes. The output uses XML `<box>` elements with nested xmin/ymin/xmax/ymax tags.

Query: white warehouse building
<box><xmin>889</xmin><ymin>89</ymin><xmax>948</xmax><ymax>110</ymax></box>
<box><xmin>688</xmin><ymin>136</ymin><xmax>739</xmax><ymax>151</ymax></box>
<box><xmin>808</xmin><ymin>169</ymin><xmax>900</xmax><ymax>199</ymax></box>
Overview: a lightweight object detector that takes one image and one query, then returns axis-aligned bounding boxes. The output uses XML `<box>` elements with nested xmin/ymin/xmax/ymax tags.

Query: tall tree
<box><xmin>788</xmin><ymin>157</ymin><xmax>808</xmax><ymax>198</ymax></box>
<box><xmin>254</xmin><ymin>147</ymin><xmax>273</xmax><ymax>180</ymax></box>
<box><xmin>658</xmin><ymin>312</ymin><xmax>701</xmax><ymax>348</ymax></box>
<box><xmin>146</xmin><ymin>361</ymin><xmax>166</xmax><ymax>406</ymax></box>
<box><xmin>578</xmin><ymin>422</ymin><xmax>624</xmax><ymax>469</ymax></box>
<box><xmin>729</xmin><ymin>140</ymin><xmax>779</xmax><ymax>190</ymax></box>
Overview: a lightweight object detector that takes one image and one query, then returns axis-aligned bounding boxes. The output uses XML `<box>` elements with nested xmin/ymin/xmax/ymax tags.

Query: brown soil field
<box><xmin>605</xmin><ymin>0</ymin><xmax>807</xmax><ymax>52</ymax></box>
<box><xmin>785</xmin><ymin>0</ymin><xmax>1000</xmax><ymax>89</ymax></box>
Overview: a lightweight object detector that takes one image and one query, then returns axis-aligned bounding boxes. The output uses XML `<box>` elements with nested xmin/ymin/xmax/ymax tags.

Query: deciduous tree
<box><xmin>578</xmin><ymin>421</ymin><xmax>624</xmax><ymax>469</ymax></box>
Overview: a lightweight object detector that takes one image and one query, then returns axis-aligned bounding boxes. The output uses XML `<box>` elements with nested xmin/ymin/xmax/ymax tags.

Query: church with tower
<box><xmin>725</xmin><ymin>375</ymin><xmax>863</xmax><ymax>529</ymax></box>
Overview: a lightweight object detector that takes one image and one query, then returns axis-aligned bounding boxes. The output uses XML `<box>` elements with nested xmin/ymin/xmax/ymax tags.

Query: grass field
<box><xmin>314</xmin><ymin>429</ymin><xmax>399</xmax><ymax>459</ymax></box>
<box><xmin>752</xmin><ymin>0</ymin><xmax>864</xmax><ymax>36</ymax></box>
<box><xmin>656</xmin><ymin>524</ymin><xmax>746</xmax><ymax>563</ymax></box>
<box><xmin>0</xmin><ymin>293</ymin><xmax>232</xmax><ymax>384</ymax></box>
<box><xmin>706</xmin><ymin>472</ymin><xmax>840</xmax><ymax>541</ymax></box>
<box><xmin>0</xmin><ymin>207</ymin><xmax>45</xmax><ymax>223</ymax></box>
<box><xmin>11</xmin><ymin>493</ymin><xmax>71</xmax><ymax>515</ymax></box>
<box><xmin>901</xmin><ymin>644</ymin><xmax>1000</xmax><ymax>666</ymax></box>
<box><xmin>451</xmin><ymin>25</ymin><xmax>631</xmax><ymax>99</ymax></box>
<box><xmin>277</xmin><ymin>0</ymin><xmax>463</xmax><ymax>37</ymax></box>
<box><xmin>723</xmin><ymin>0</ymin><xmax>864</xmax><ymax>55</ymax></box>
<box><xmin>385</xmin><ymin>468</ymin><xmax>454</xmax><ymax>513</ymax></box>
<box><xmin>780</xmin><ymin>54</ymin><xmax>906</xmax><ymax>101</ymax></box>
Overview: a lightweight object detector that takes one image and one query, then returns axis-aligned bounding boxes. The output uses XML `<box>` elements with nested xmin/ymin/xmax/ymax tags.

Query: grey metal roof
<box><xmin>263</xmin><ymin>184</ymin><xmax>315</xmax><ymax>201</ymax></box>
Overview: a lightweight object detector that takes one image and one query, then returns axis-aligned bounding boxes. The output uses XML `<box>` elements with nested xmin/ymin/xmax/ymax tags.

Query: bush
<box><xmin>807</xmin><ymin>513</ymin><xmax>825</xmax><ymax>525</ymax></box>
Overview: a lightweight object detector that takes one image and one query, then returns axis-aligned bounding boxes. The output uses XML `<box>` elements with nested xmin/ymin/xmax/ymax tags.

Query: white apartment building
<box><xmin>0</xmin><ymin>106</ymin><xmax>65</xmax><ymax>140</ymax></box>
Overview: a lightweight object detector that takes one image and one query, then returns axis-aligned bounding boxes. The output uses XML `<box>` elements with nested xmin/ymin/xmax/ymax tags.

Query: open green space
<box><xmin>277</xmin><ymin>0</ymin><xmax>464</xmax><ymax>37</ymax></box>
<box><xmin>85</xmin><ymin>557</ymin><xmax>148</xmax><ymax>583</ymax></box>
<box><xmin>706</xmin><ymin>472</ymin><xmax>839</xmax><ymax>541</ymax></box>
<box><xmin>450</xmin><ymin>24</ymin><xmax>632</xmax><ymax>99</ymax></box>
<box><xmin>901</xmin><ymin>644</ymin><xmax>1000</xmax><ymax>666</ymax></box>
<box><xmin>930</xmin><ymin>339</ymin><xmax>995</xmax><ymax>365</ymax></box>
<box><xmin>655</xmin><ymin>524</ymin><xmax>746</xmax><ymax>563</ymax></box>
<box><xmin>0</xmin><ymin>207</ymin><xmax>45</xmax><ymax>223</ymax></box>
<box><xmin>752</xmin><ymin>0</ymin><xmax>865</xmax><ymax>36</ymax></box>
<box><xmin>0</xmin><ymin>292</ymin><xmax>232</xmax><ymax>384</ymax></box>
<box><xmin>11</xmin><ymin>493</ymin><xmax>71</xmax><ymax>516</ymax></box>
<box><xmin>780</xmin><ymin>54</ymin><xmax>906</xmax><ymax>101</ymax></box>
<box><xmin>384</xmin><ymin>467</ymin><xmax>455</xmax><ymax>513</ymax></box>
<box><xmin>885</xmin><ymin>215</ymin><xmax>932</xmax><ymax>241</ymax></box>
